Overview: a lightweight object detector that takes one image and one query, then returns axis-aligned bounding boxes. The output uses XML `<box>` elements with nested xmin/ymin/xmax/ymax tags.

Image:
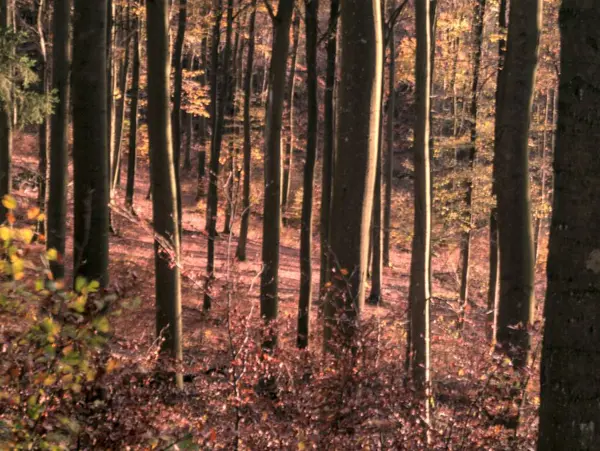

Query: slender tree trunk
<box><xmin>111</xmin><ymin>5</ymin><xmax>131</xmax><ymax>194</ymax></box>
<box><xmin>172</xmin><ymin>0</ymin><xmax>187</xmax><ymax>238</ymax></box>
<box><xmin>259</xmin><ymin>0</ymin><xmax>295</xmax><ymax>350</ymax></box>
<box><xmin>457</xmin><ymin>0</ymin><xmax>486</xmax><ymax>330</ymax></box>
<box><xmin>494</xmin><ymin>0</ymin><xmax>541</xmax><ymax>369</ymax></box>
<box><xmin>409</xmin><ymin>0</ymin><xmax>432</xmax><ymax>427</ymax></box>
<box><xmin>534</xmin><ymin>90</ymin><xmax>551</xmax><ymax>264</ymax></box>
<box><xmin>296</xmin><ymin>0</ymin><xmax>319</xmax><ymax>349</ymax></box>
<box><xmin>0</xmin><ymin>0</ymin><xmax>12</xmax><ymax>222</ymax></box>
<box><xmin>125</xmin><ymin>13</ymin><xmax>140</xmax><ymax>210</ymax></box>
<box><xmin>383</xmin><ymin>1</ymin><xmax>395</xmax><ymax>268</ymax></box>
<box><xmin>196</xmin><ymin>38</ymin><xmax>208</xmax><ymax>199</ymax></box>
<box><xmin>235</xmin><ymin>0</ymin><xmax>256</xmax><ymax>262</ymax></box>
<box><xmin>323</xmin><ymin>0</ymin><xmax>382</xmax><ymax>351</ymax></box>
<box><xmin>204</xmin><ymin>0</ymin><xmax>233</xmax><ymax>311</ymax></box>
<box><xmin>72</xmin><ymin>0</ymin><xmax>110</xmax><ymax>287</ymax></box>
<box><xmin>280</xmin><ymin>13</ymin><xmax>300</xmax><ymax>216</ymax></box>
<box><xmin>183</xmin><ymin>54</ymin><xmax>193</xmax><ymax>171</ymax></box>
<box><xmin>36</xmin><ymin>0</ymin><xmax>48</xmax><ymax>238</ymax></box>
<box><xmin>319</xmin><ymin>0</ymin><xmax>339</xmax><ymax>293</ymax></box>
<box><xmin>538</xmin><ymin>4</ymin><xmax>600</xmax><ymax>448</ymax></box>
<box><xmin>146</xmin><ymin>0</ymin><xmax>183</xmax><ymax>389</ymax></box>
<box><xmin>47</xmin><ymin>0</ymin><xmax>69</xmax><ymax>280</ymax></box>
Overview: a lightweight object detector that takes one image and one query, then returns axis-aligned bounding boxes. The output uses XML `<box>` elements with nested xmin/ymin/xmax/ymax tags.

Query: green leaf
<box><xmin>93</xmin><ymin>317</ymin><xmax>110</xmax><ymax>334</ymax></box>
<box><xmin>74</xmin><ymin>276</ymin><xmax>87</xmax><ymax>293</ymax></box>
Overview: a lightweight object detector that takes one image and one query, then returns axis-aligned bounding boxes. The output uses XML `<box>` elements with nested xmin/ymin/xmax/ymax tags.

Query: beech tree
<box><xmin>538</xmin><ymin>1</ymin><xmax>600</xmax><ymax>447</ymax></box>
<box><xmin>72</xmin><ymin>0</ymin><xmax>110</xmax><ymax>287</ymax></box>
<box><xmin>125</xmin><ymin>9</ymin><xmax>141</xmax><ymax>210</ymax></box>
<box><xmin>0</xmin><ymin>0</ymin><xmax>12</xmax><ymax>221</ymax></box>
<box><xmin>494</xmin><ymin>0</ymin><xmax>541</xmax><ymax>368</ymax></box>
<box><xmin>146</xmin><ymin>0</ymin><xmax>183</xmax><ymax>388</ymax></box>
<box><xmin>324</xmin><ymin>0</ymin><xmax>382</xmax><ymax>349</ymax></box>
<box><xmin>260</xmin><ymin>0</ymin><xmax>294</xmax><ymax>350</ymax></box>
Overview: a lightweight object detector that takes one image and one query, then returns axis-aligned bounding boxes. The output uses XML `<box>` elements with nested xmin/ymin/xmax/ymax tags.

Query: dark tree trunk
<box><xmin>204</xmin><ymin>0</ymin><xmax>233</xmax><ymax>311</ymax></box>
<box><xmin>47</xmin><ymin>0</ymin><xmax>69</xmax><ymax>280</ymax></box>
<box><xmin>383</xmin><ymin>1</ymin><xmax>395</xmax><ymax>268</ymax></box>
<box><xmin>146</xmin><ymin>0</ymin><xmax>183</xmax><ymax>389</ymax></box>
<box><xmin>36</xmin><ymin>0</ymin><xmax>48</xmax><ymax>238</ymax></box>
<box><xmin>319</xmin><ymin>0</ymin><xmax>339</xmax><ymax>293</ymax></box>
<box><xmin>494</xmin><ymin>0</ymin><xmax>541</xmax><ymax>369</ymax></box>
<box><xmin>538</xmin><ymin>3</ymin><xmax>600</xmax><ymax>448</ymax></box>
<box><xmin>72</xmin><ymin>0</ymin><xmax>110</xmax><ymax>287</ymax></box>
<box><xmin>280</xmin><ymin>12</ymin><xmax>300</xmax><ymax>216</ymax></box>
<box><xmin>196</xmin><ymin>37</ymin><xmax>208</xmax><ymax>199</ymax></box>
<box><xmin>259</xmin><ymin>0</ymin><xmax>295</xmax><ymax>350</ymax></box>
<box><xmin>125</xmin><ymin>13</ymin><xmax>140</xmax><ymax>210</ymax></box>
<box><xmin>457</xmin><ymin>0</ymin><xmax>486</xmax><ymax>330</ymax></box>
<box><xmin>235</xmin><ymin>0</ymin><xmax>257</xmax><ymax>262</ymax></box>
<box><xmin>297</xmin><ymin>0</ymin><xmax>318</xmax><ymax>349</ymax></box>
<box><xmin>0</xmin><ymin>0</ymin><xmax>12</xmax><ymax>222</ymax></box>
<box><xmin>323</xmin><ymin>0</ymin><xmax>382</xmax><ymax>351</ymax></box>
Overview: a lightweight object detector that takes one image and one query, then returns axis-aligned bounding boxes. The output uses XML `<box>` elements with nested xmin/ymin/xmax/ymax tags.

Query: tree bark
<box><xmin>0</xmin><ymin>0</ymin><xmax>12</xmax><ymax>222</ymax></box>
<box><xmin>383</xmin><ymin>1</ymin><xmax>395</xmax><ymax>268</ymax></box>
<box><xmin>538</xmin><ymin>3</ymin><xmax>600</xmax><ymax>448</ymax></box>
<box><xmin>457</xmin><ymin>0</ymin><xmax>486</xmax><ymax>330</ymax></box>
<box><xmin>36</xmin><ymin>0</ymin><xmax>48</xmax><ymax>238</ymax></box>
<box><xmin>125</xmin><ymin>12</ymin><xmax>140</xmax><ymax>210</ymax></box>
<box><xmin>494</xmin><ymin>0</ymin><xmax>541</xmax><ymax>369</ymax></box>
<box><xmin>297</xmin><ymin>0</ymin><xmax>319</xmax><ymax>349</ymax></box>
<box><xmin>204</xmin><ymin>0</ymin><xmax>233</xmax><ymax>311</ymax></box>
<box><xmin>47</xmin><ymin>0</ymin><xmax>69</xmax><ymax>281</ymax></box>
<box><xmin>409</xmin><ymin>0</ymin><xmax>432</xmax><ymax>425</ymax></box>
<box><xmin>235</xmin><ymin>0</ymin><xmax>256</xmax><ymax>262</ymax></box>
<box><xmin>259</xmin><ymin>0</ymin><xmax>295</xmax><ymax>350</ymax></box>
<box><xmin>146</xmin><ymin>0</ymin><xmax>183</xmax><ymax>389</ymax></box>
<box><xmin>281</xmin><ymin>12</ymin><xmax>300</xmax><ymax>216</ymax></box>
<box><xmin>72</xmin><ymin>0</ymin><xmax>110</xmax><ymax>287</ymax></box>
<box><xmin>323</xmin><ymin>0</ymin><xmax>382</xmax><ymax>351</ymax></box>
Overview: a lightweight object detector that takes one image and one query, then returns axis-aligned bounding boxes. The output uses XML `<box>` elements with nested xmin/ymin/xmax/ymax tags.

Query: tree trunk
<box><xmin>72</xmin><ymin>0</ymin><xmax>110</xmax><ymax>287</ymax></box>
<box><xmin>0</xmin><ymin>0</ymin><xmax>12</xmax><ymax>222</ymax></box>
<box><xmin>409</xmin><ymin>0</ymin><xmax>432</xmax><ymax>425</ymax></box>
<box><xmin>494</xmin><ymin>0</ymin><xmax>541</xmax><ymax>369</ymax></box>
<box><xmin>36</xmin><ymin>0</ymin><xmax>48</xmax><ymax>238</ymax></box>
<box><xmin>47</xmin><ymin>0</ymin><xmax>69</xmax><ymax>281</ymax></box>
<box><xmin>487</xmin><ymin>0</ymin><xmax>506</xmax><ymax>344</ymax></box>
<box><xmin>319</xmin><ymin>0</ymin><xmax>339</xmax><ymax>294</ymax></box>
<box><xmin>196</xmin><ymin>37</ymin><xmax>209</xmax><ymax>199</ymax></box>
<box><xmin>111</xmin><ymin>5</ymin><xmax>131</xmax><ymax>194</ymax></box>
<box><xmin>235</xmin><ymin>0</ymin><xmax>256</xmax><ymax>262</ymax></box>
<box><xmin>538</xmin><ymin>3</ymin><xmax>600</xmax><ymax>447</ymax></box>
<box><xmin>146</xmin><ymin>0</ymin><xmax>183</xmax><ymax>389</ymax></box>
<box><xmin>204</xmin><ymin>0</ymin><xmax>233</xmax><ymax>311</ymax></box>
<box><xmin>383</xmin><ymin>1</ymin><xmax>395</xmax><ymax>268</ymax></box>
<box><xmin>125</xmin><ymin>12</ymin><xmax>140</xmax><ymax>210</ymax></box>
<box><xmin>296</xmin><ymin>0</ymin><xmax>319</xmax><ymax>349</ymax></box>
<box><xmin>323</xmin><ymin>0</ymin><xmax>382</xmax><ymax>351</ymax></box>
<box><xmin>457</xmin><ymin>0</ymin><xmax>486</xmax><ymax>330</ymax></box>
<box><xmin>534</xmin><ymin>90</ymin><xmax>551</xmax><ymax>264</ymax></box>
<box><xmin>280</xmin><ymin>12</ymin><xmax>300</xmax><ymax>217</ymax></box>
<box><xmin>172</xmin><ymin>0</ymin><xmax>187</xmax><ymax>238</ymax></box>
<box><xmin>259</xmin><ymin>0</ymin><xmax>295</xmax><ymax>350</ymax></box>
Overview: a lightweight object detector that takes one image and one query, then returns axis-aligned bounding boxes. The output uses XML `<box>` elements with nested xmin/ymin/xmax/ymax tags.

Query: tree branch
<box><xmin>262</xmin><ymin>0</ymin><xmax>276</xmax><ymax>21</ymax></box>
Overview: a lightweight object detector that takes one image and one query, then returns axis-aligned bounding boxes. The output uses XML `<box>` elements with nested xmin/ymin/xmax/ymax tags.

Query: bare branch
<box><xmin>262</xmin><ymin>0</ymin><xmax>276</xmax><ymax>21</ymax></box>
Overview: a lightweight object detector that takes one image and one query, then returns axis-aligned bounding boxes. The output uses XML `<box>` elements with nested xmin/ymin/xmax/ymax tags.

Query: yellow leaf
<box><xmin>18</xmin><ymin>228</ymin><xmax>34</xmax><ymax>244</ymax></box>
<box><xmin>43</xmin><ymin>374</ymin><xmax>57</xmax><ymax>386</ymax></box>
<box><xmin>27</xmin><ymin>207</ymin><xmax>40</xmax><ymax>220</ymax></box>
<box><xmin>106</xmin><ymin>358</ymin><xmax>119</xmax><ymax>373</ymax></box>
<box><xmin>46</xmin><ymin>248</ymin><xmax>58</xmax><ymax>261</ymax></box>
<box><xmin>2</xmin><ymin>195</ymin><xmax>16</xmax><ymax>210</ymax></box>
<box><xmin>0</xmin><ymin>226</ymin><xmax>11</xmax><ymax>242</ymax></box>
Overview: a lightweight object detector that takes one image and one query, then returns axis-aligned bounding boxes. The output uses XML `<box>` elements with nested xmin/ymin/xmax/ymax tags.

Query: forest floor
<box><xmin>7</xmin><ymin>133</ymin><xmax>546</xmax><ymax>449</ymax></box>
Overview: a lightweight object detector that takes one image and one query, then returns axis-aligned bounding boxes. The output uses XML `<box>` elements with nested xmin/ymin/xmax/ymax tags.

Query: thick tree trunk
<box><xmin>457</xmin><ymin>0</ymin><xmax>486</xmax><ymax>330</ymax></box>
<box><xmin>146</xmin><ymin>0</ymin><xmax>183</xmax><ymax>389</ymax></box>
<box><xmin>494</xmin><ymin>0</ymin><xmax>541</xmax><ymax>369</ymax></box>
<box><xmin>0</xmin><ymin>0</ymin><xmax>12</xmax><ymax>222</ymax></box>
<box><xmin>204</xmin><ymin>0</ymin><xmax>233</xmax><ymax>311</ymax></box>
<box><xmin>259</xmin><ymin>0</ymin><xmax>295</xmax><ymax>350</ymax></box>
<box><xmin>297</xmin><ymin>0</ymin><xmax>319</xmax><ymax>349</ymax></box>
<box><xmin>409</xmin><ymin>0</ymin><xmax>432</xmax><ymax>424</ymax></box>
<box><xmin>281</xmin><ymin>13</ymin><xmax>300</xmax><ymax>216</ymax></box>
<box><xmin>319</xmin><ymin>0</ymin><xmax>339</xmax><ymax>294</ymax></box>
<box><xmin>72</xmin><ymin>0</ymin><xmax>110</xmax><ymax>287</ymax></box>
<box><xmin>538</xmin><ymin>3</ymin><xmax>600</xmax><ymax>448</ymax></box>
<box><xmin>323</xmin><ymin>0</ymin><xmax>382</xmax><ymax>351</ymax></box>
<box><xmin>487</xmin><ymin>0</ymin><xmax>506</xmax><ymax>344</ymax></box>
<box><xmin>125</xmin><ymin>13</ymin><xmax>140</xmax><ymax>210</ymax></box>
<box><xmin>235</xmin><ymin>0</ymin><xmax>256</xmax><ymax>262</ymax></box>
<box><xmin>47</xmin><ymin>0</ymin><xmax>69</xmax><ymax>280</ymax></box>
